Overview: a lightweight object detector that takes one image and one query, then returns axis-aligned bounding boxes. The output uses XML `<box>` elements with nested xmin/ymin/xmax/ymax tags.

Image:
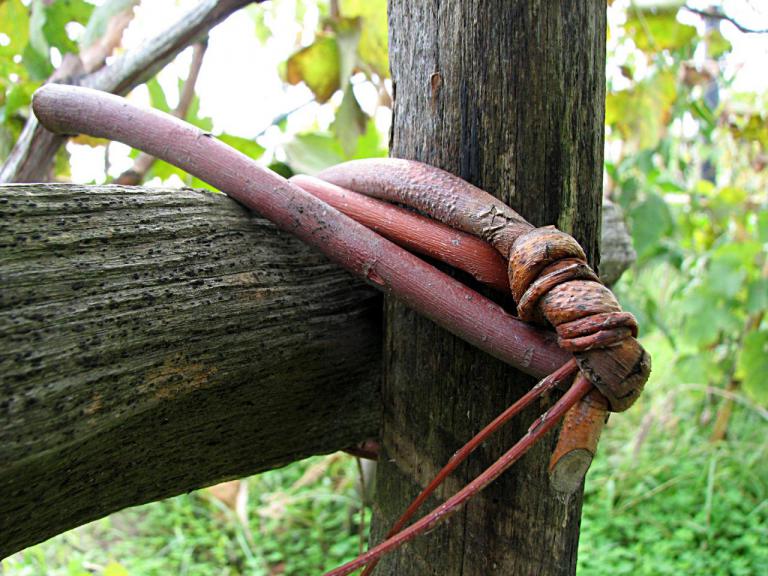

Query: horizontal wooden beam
<box><xmin>0</xmin><ymin>184</ymin><xmax>382</xmax><ymax>557</ymax></box>
<box><xmin>0</xmin><ymin>183</ymin><xmax>634</xmax><ymax>558</ymax></box>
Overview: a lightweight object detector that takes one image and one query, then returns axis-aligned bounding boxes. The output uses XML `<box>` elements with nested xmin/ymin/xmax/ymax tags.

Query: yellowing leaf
<box><xmin>340</xmin><ymin>0</ymin><xmax>389</xmax><ymax>77</ymax></box>
<box><xmin>285</xmin><ymin>36</ymin><xmax>341</xmax><ymax>103</ymax></box>
<box><xmin>729</xmin><ymin>113</ymin><xmax>768</xmax><ymax>152</ymax></box>
<box><xmin>71</xmin><ymin>134</ymin><xmax>109</xmax><ymax>147</ymax></box>
<box><xmin>606</xmin><ymin>69</ymin><xmax>677</xmax><ymax>149</ymax></box>
<box><xmin>103</xmin><ymin>561</ymin><xmax>130</xmax><ymax>576</ymax></box>
<box><xmin>625</xmin><ymin>8</ymin><xmax>696</xmax><ymax>54</ymax></box>
<box><xmin>705</xmin><ymin>29</ymin><xmax>732</xmax><ymax>59</ymax></box>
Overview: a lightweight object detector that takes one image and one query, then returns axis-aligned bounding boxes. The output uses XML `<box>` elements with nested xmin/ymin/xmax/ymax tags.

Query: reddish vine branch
<box><xmin>292</xmin><ymin>175</ymin><xmax>609</xmax><ymax>498</ymax></box>
<box><xmin>318</xmin><ymin>159</ymin><xmax>650</xmax><ymax>413</ymax></box>
<box><xmin>290</xmin><ymin>174</ymin><xmax>606</xmax><ymax>502</ymax></box>
<box><xmin>318</xmin><ymin>160</ymin><xmax>649</xmax><ymax>508</ymax></box>
<box><xmin>32</xmin><ymin>85</ymin><xmax>569</xmax><ymax>381</ymax></box>
<box><xmin>359</xmin><ymin>359</ymin><xmax>579</xmax><ymax>576</ymax></box>
<box><xmin>290</xmin><ymin>175</ymin><xmax>509</xmax><ymax>291</ymax></box>
<box><xmin>114</xmin><ymin>41</ymin><xmax>209</xmax><ymax>186</ymax></box>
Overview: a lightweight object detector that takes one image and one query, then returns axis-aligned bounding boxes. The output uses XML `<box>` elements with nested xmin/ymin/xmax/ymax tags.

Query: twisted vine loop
<box><xmin>507</xmin><ymin>226</ymin><xmax>648</xmax><ymax>411</ymax></box>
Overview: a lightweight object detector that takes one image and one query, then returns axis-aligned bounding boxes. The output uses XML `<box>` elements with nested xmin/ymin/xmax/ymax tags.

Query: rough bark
<box><xmin>0</xmin><ymin>183</ymin><xmax>381</xmax><ymax>558</ymax></box>
<box><xmin>373</xmin><ymin>2</ymin><xmax>607</xmax><ymax>574</ymax></box>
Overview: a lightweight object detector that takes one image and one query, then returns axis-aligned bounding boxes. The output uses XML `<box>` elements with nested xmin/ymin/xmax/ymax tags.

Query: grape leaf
<box><xmin>284</xmin><ymin>133</ymin><xmax>345</xmax><ymax>174</ymax></box>
<box><xmin>738</xmin><ymin>330</ymin><xmax>768</xmax><ymax>405</ymax></box>
<box><xmin>284</xmin><ymin>36</ymin><xmax>341</xmax><ymax>103</ymax></box>
<box><xmin>332</xmin><ymin>86</ymin><xmax>366</xmax><ymax>157</ymax></box>
<box><xmin>630</xmin><ymin>192</ymin><xmax>674</xmax><ymax>257</ymax></box>
<box><xmin>340</xmin><ymin>0</ymin><xmax>388</xmax><ymax>76</ymax></box>
<box><xmin>625</xmin><ymin>7</ymin><xmax>696</xmax><ymax>54</ymax></box>
<box><xmin>217</xmin><ymin>134</ymin><xmax>265</xmax><ymax>161</ymax></box>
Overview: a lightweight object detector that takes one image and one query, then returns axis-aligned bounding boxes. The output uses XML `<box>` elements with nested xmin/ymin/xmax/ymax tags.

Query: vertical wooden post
<box><xmin>373</xmin><ymin>2</ymin><xmax>606</xmax><ymax>574</ymax></box>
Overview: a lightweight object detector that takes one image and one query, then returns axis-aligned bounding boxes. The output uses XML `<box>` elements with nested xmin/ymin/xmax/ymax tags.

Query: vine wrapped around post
<box><xmin>31</xmin><ymin>84</ymin><xmax>650</xmax><ymax>576</ymax></box>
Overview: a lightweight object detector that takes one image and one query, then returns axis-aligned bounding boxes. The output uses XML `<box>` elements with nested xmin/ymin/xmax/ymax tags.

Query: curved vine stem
<box><xmin>32</xmin><ymin>84</ymin><xmax>570</xmax><ymax>380</ymax></box>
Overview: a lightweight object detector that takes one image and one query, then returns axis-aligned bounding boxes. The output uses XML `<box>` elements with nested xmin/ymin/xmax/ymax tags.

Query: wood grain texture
<box><xmin>0</xmin><ymin>184</ymin><xmax>381</xmax><ymax>558</ymax></box>
<box><xmin>373</xmin><ymin>2</ymin><xmax>607</xmax><ymax>574</ymax></box>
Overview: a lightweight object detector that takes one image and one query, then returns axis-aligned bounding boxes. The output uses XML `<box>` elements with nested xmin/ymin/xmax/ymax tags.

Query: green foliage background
<box><xmin>1</xmin><ymin>0</ymin><xmax>766</xmax><ymax>574</ymax></box>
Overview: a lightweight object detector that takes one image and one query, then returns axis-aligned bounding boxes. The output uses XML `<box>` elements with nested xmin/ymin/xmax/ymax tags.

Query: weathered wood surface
<box><xmin>373</xmin><ymin>2</ymin><xmax>607</xmax><ymax>574</ymax></box>
<box><xmin>0</xmin><ymin>184</ymin><xmax>381</xmax><ymax>558</ymax></box>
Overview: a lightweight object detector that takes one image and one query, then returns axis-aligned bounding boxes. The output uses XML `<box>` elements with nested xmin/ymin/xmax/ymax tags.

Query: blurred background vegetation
<box><xmin>1</xmin><ymin>0</ymin><xmax>766</xmax><ymax>574</ymax></box>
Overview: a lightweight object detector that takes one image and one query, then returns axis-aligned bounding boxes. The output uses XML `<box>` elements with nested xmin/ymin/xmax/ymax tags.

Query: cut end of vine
<box><xmin>549</xmin><ymin>449</ymin><xmax>593</xmax><ymax>494</ymax></box>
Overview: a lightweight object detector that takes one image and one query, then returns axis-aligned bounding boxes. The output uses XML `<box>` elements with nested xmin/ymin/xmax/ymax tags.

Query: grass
<box><xmin>1</xmin><ymin>454</ymin><xmax>370</xmax><ymax>575</ymax></box>
<box><xmin>579</xmin><ymin>336</ymin><xmax>768</xmax><ymax>576</ymax></box>
<box><xmin>3</xmin><ymin>333</ymin><xmax>766</xmax><ymax>575</ymax></box>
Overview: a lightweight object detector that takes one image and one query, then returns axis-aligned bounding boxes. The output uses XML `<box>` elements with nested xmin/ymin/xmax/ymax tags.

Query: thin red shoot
<box><xmin>359</xmin><ymin>358</ymin><xmax>578</xmax><ymax>576</ymax></box>
<box><xmin>291</xmin><ymin>175</ymin><xmax>510</xmax><ymax>292</ymax></box>
<box><xmin>325</xmin><ymin>374</ymin><xmax>594</xmax><ymax>576</ymax></box>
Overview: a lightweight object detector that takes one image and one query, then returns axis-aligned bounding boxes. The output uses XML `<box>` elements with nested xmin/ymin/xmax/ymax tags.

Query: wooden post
<box><xmin>372</xmin><ymin>2</ymin><xmax>606</xmax><ymax>573</ymax></box>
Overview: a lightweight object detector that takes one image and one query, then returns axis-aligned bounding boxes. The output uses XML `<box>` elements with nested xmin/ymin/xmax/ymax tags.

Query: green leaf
<box><xmin>3</xmin><ymin>81</ymin><xmax>35</xmax><ymax>122</ymax></box>
<box><xmin>680</xmin><ymin>296</ymin><xmax>740</xmax><ymax>346</ymax></box>
<box><xmin>42</xmin><ymin>0</ymin><xmax>94</xmax><ymax>54</ymax></box>
<box><xmin>746</xmin><ymin>279</ymin><xmax>768</xmax><ymax>314</ymax></box>
<box><xmin>268</xmin><ymin>160</ymin><xmax>293</xmax><ymax>179</ymax></box>
<box><xmin>340</xmin><ymin>0</ymin><xmax>388</xmax><ymax>77</ymax></box>
<box><xmin>145</xmin><ymin>77</ymin><xmax>170</xmax><ymax>113</ymax></box>
<box><xmin>284</xmin><ymin>133</ymin><xmax>345</xmax><ymax>175</ymax></box>
<box><xmin>22</xmin><ymin>41</ymin><xmax>53</xmax><ymax>80</ymax></box>
<box><xmin>332</xmin><ymin>86</ymin><xmax>366</xmax><ymax>157</ymax></box>
<box><xmin>217</xmin><ymin>134</ymin><xmax>265</xmax><ymax>161</ymax></box>
<box><xmin>625</xmin><ymin>7</ymin><xmax>696</xmax><ymax>54</ymax></box>
<box><xmin>675</xmin><ymin>353</ymin><xmax>721</xmax><ymax>385</ymax></box>
<box><xmin>249</xmin><ymin>4</ymin><xmax>273</xmax><ymax>45</ymax></box>
<box><xmin>333</xmin><ymin>17</ymin><xmax>362</xmax><ymax>87</ymax></box>
<box><xmin>184</xmin><ymin>92</ymin><xmax>213</xmax><ymax>132</ymax></box>
<box><xmin>705</xmin><ymin>259</ymin><xmax>745</xmax><ymax>299</ymax></box>
<box><xmin>738</xmin><ymin>330</ymin><xmax>768</xmax><ymax>405</ymax></box>
<box><xmin>630</xmin><ymin>192</ymin><xmax>674</xmax><ymax>257</ymax></box>
<box><xmin>705</xmin><ymin>29</ymin><xmax>732</xmax><ymax>59</ymax></box>
<box><xmin>189</xmin><ymin>176</ymin><xmax>217</xmax><ymax>193</ymax></box>
<box><xmin>53</xmin><ymin>144</ymin><xmax>71</xmax><ymax>180</ymax></box>
<box><xmin>710</xmin><ymin>241</ymin><xmax>762</xmax><ymax>269</ymax></box>
<box><xmin>353</xmin><ymin>118</ymin><xmax>387</xmax><ymax>159</ymax></box>
<box><xmin>0</xmin><ymin>0</ymin><xmax>30</xmax><ymax>77</ymax></box>
<box><xmin>0</xmin><ymin>124</ymin><xmax>16</xmax><ymax>164</ymax></box>
<box><xmin>757</xmin><ymin>210</ymin><xmax>768</xmax><ymax>244</ymax></box>
<box><xmin>284</xmin><ymin>35</ymin><xmax>341</xmax><ymax>103</ymax></box>
<box><xmin>690</xmin><ymin>98</ymin><xmax>716</xmax><ymax>132</ymax></box>
<box><xmin>81</xmin><ymin>0</ymin><xmax>135</xmax><ymax>50</ymax></box>
<box><xmin>103</xmin><ymin>561</ymin><xmax>130</xmax><ymax>576</ymax></box>
<box><xmin>28</xmin><ymin>0</ymin><xmax>49</xmax><ymax>61</ymax></box>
